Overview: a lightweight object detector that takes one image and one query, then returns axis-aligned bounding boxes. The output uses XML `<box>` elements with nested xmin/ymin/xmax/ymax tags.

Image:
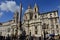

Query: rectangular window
<box><xmin>57</xmin><ymin>30</ymin><xmax>59</xmax><ymax>33</ymax></box>
<box><xmin>40</xmin><ymin>22</ymin><xmax>42</xmax><ymax>25</ymax></box>
<box><xmin>50</xmin><ymin>19</ymin><xmax>53</xmax><ymax>24</ymax></box>
<box><xmin>42</xmin><ymin>23</ymin><xmax>46</xmax><ymax>29</ymax></box>
<box><xmin>35</xmin><ymin>26</ymin><xmax>38</xmax><ymax>34</ymax></box>
<box><xmin>55</xmin><ymin>18</ymin><xmax>57</xmax><ymax>23</ymax></box>
<box><xmin>51</xmin><ymin>25</ymin><xmax>54</xmax><ymax>29</ymax></box>
<box><xmin>30</xmin><ymin>32</ymin><xmax>31</xmax><ymax>35</ymax></box>
<box><xmin>56</xmin><ymin>25</ymin><xmax>58</xmax><ymax>29</ymax></box>
<box><xmin>54</xmin><ymin>12</ymin><xmax>56</xmax><ymax>16</ymax></box>
<box><xmin>42</xmin><ymin>15</ymin><xmax>44</xmax><ymax>18</ymax></box>
<box><xmin>35</xmin><ymin>26</ymin><xmax>37</xmax><ymax>31</ymax></box>
<box><xmin>7</xmin><ymin>28</ymin><xmax>10</xmax><ymax>32</ymax></box>
<box><xmin>52</xmin><ymin>30</ymin><xmax>55</xmax><ymax>34</ymax></box>
<box><xmin>45</xmin><ymin>14</ymin><xmax>47</xmax><ymax>18</ymax></box>
<box><xmin>35</xmin><ymin>31</ymin><xmax>37</xmax><ymax>34</ymax></box>
<box><xmin>46</xmin><ymin>24</ymin><xmax>49</xmax><ymax>29</ymax></box>
<box><xmin>50</xmin><ymin>13</ymin><xmax>52</xmax><ymax>18</ymax></box>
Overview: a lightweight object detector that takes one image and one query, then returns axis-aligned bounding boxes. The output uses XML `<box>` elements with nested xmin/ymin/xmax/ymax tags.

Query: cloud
<box><xmin>0</xmin><ymin>12</ymin><xmax>3</xmax><ymax>17</ymax></box>
<box><xmin>0</xmin><ymin>1</ymin><xmax>20</xmax><ymax>12</ymax></box>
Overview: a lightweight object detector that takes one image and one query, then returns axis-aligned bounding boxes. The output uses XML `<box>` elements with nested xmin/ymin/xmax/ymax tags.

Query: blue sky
<box><xmin>0</xmin><ymin>0</ymin><xmax>60</xmax><ymax>22</ymax></box>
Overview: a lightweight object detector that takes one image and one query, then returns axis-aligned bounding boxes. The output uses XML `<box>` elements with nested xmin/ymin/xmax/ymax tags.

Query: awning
<box><xmin>49</xmin><ymin>34</ymin><xmax>55</xmax><ymax>37</ymax></box>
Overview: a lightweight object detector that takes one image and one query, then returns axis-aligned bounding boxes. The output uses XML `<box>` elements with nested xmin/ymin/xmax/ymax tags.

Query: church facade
<box><xmin>0</xmin><ymin>3</ymin><xmax>60</xmax><ymax>40</ymax></box>
<box><xmin>22</xmin><ymin>3</ymin><xmax>60</xmax><ymax>39</ymax></box>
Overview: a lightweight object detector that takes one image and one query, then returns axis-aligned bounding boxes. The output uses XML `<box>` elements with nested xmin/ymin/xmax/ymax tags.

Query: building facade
<box><xmin>0</xmin><ymin>11</ymin><xmax>22</xmax><ymax>37</ymax></box>
<box><xmin>0</xmin><ymin>3</ymin><xmax>60</xmax><ymax>40</ymax></box>
<box><xmin>0</xmin><ymin>20</ymin><xmax>14</xmax><ymax>36</ymax></box>
<box><xmin>22</xmin><ymin>3</ymin><xmax>60</xmax><ymax>40</ymax></box>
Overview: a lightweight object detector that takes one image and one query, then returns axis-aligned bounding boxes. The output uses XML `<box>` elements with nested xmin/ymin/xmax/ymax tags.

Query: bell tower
<box><xmin>33</xmin><ymin>3</ymin><xmax>39</xmax><ymax>19</ymax></box>
<box><xmin>33</xmin><ymin>3</ymin><xmax>39</xmax><ymax>13</ymax></box>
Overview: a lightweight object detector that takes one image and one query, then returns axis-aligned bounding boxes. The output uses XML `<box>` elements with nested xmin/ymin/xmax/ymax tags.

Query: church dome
<box><xmin>25</xmin><ymin>9</ymin><xmax>33</xmax><ymax>13</ymax></box>
<box><xmin>25</xmin><ymin>5</ymin><xmax>33</xmax><ymax>13</ymax></box>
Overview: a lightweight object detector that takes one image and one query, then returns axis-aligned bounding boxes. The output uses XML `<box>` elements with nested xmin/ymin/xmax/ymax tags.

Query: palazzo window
<box><xmin>35</xmin><ymin>26</ymin><xmax>37</xmax><ymax>31</ymax></box>
<box><xmin>52</xmin><ymin>30</ymin><xmax>55</xmax><ymax>34</ymax></box>
<box><xmin>46</xmin><ymin>24</ymin><xmax>49</xmax><ymax>29</ymax></box>
<box><xmin>50</xmin><ymin>13</ymin><xmax>52</xmax><ymax>18</ymax></box>
<box><xmin>35</xmin><ymin>26</ymin><xmax>38</xmax><ymax>34</ymax></box>
<box><xmin>50</xmin><ymin>19</ymin><xmax>53</xmax><ymax>24</ymax></box>
<box><xmin>57</xmin><ymin>30</ymin><xmax>59</xmax><ymax>33</ymax></box>
<box><xmin>51</xmin><ymin>25</ymin><xmax>54</xmax><ymax>29</ymax></box>
<box><xmin>42</xmin><ymin>15</ymin><xmax>44</xmax><ymax>18</ymax></box>
<box><xmin>7</xmin><ymin>28</ymin><xmax>10</xmax><ymax>32</ymax></box>
<box><xmin>54</xmin><ymin>12</ymin><xmax>56</xmax><ymax>16</ymax></box>
<box><xmin>35</xmin><ymin>31</ymin><xmax>37</xmax><ymax>34</ymax></box>
<box><xmin>56</xmin><ymin>25</ymin><xmax>58</xmax><ymax>29</ymax></box>
<box><xmin>55</xmin><ymin>18</ymin><xmax>57</xmax><ymax>23</ymax></box>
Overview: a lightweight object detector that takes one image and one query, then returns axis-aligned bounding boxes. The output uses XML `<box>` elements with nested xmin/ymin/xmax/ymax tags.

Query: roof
<box><xmin>40</xmin><ymin>10</ymin><xmax>58</xmax><ymax>15</ymax></box>
<box><xmin>1</xmin><ymin>19</ymin><xmax>14</xmax><ymax>23</ymax></box>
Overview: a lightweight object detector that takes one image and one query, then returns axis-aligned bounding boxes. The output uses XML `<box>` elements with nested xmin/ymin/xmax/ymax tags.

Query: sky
<box><xmin>0</xmin><ymin>0</ymin><xmax>60</xmax><ymax>23</ymax></box>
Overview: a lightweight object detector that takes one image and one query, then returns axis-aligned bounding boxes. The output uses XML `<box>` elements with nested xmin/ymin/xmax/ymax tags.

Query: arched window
<box><xmin>7</xmin><ymin>28</ymin><xmax>10</xmax><ymax>32</ymax></box>
<box><xmin>35</xmin><ymin>15</ymin><xmax>37</xmax><ymax>18</ymax></box>
<box><xmin>35</xmin><ymin>8</ymin><xmax>36</xmax><ymax>12</ymax></box>
<box><xmin>35</xmin><ymin>26</ymin><xmax>38</xmax><ymax>34</ymax></box>
<box><xmin>30</xmin><ymin>13</ymin><xmax>33</xmax><ymax>20</ymax></box>
<box><xmin>29</xmin><ymin>30</ymin><xmax>31</xmax><ymax>35</ymax></box>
